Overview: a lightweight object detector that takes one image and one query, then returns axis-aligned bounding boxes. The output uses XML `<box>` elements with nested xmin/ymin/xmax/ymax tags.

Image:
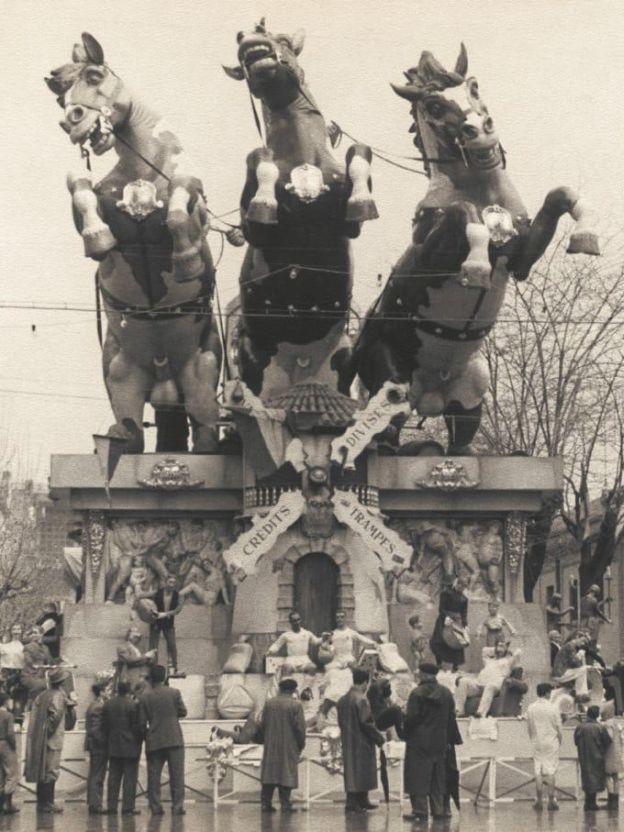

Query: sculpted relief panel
<box><xmin>389</xmin><ymin>518</ymin><xmax>505</xmax><ymax>603</ymax></box>
<box><xmin>102</xmin><ymin>518</ymin><xmax>235</xmax><ymax>606</ymax></box>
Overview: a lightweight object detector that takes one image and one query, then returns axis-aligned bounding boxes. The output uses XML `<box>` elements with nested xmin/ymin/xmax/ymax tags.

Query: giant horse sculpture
<box><xmin>223</xmin><ymin>21</ymin><xmax>378</xmax><ymax>402</ymax></box>
<box><xmin>45</xmin><ymin>33</ymin><xmax>225</xmax><ymax>453</ymax></box>
<box><xmin>351</xmin><ymin>46</ymin><xmax>599</xmax><ymax>454</ymax></box>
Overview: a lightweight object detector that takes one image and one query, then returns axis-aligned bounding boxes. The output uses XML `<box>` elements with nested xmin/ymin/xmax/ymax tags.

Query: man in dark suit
<box><xmin>139</xmin><ymin>665</ymin><xmax>187</xmax><ymax>816</ymax></box>
<box><xmin>148</xmin><ymin>575</ymin><xmax>183</xmax><ymax>674</ymax></box>
<box><xmin>403</xmin><ymin>662</ymin><xmax>460</xmax><ymax>823</ymax></box>
<box><xmin>103</xmin><ymin>681</ymin><xmax>142</xmax><ymax>815</ymax></box>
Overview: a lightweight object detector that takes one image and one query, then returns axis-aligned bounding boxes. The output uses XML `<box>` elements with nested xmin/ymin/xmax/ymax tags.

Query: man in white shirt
<box><xmin>329</xmin><ymin>611</ymin><xmax>377</xmax><ymax>668</ymax></box>
<box><xmin>526</xmin><ymin>682</ymin><xmax>562</xmax><ymax>811</ymax></box>
<box><xmin>266</xmin><ymin>612</ymin><xmax>321</xmax><ymax>673</ymax></box>
<box><xmin>455</xmin><ymin>641</ymin><xmax>522</xmax><ymax>717</ymax></box>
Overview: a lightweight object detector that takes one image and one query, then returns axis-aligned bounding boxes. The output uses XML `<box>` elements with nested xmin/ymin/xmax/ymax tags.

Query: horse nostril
<box><xmin>461</xmin><ymin>124</ymin><xmax>479</xmax><ymax>140</ymax></box>
<box><xmin>69</xmin><ymin>106</ymin><xmax>85</xmax><ymax>124</ymax></box>
<box><xmin>483</xmin><ymin>117</ymin><xmax>495</xmax><ymax>134</ymax></box>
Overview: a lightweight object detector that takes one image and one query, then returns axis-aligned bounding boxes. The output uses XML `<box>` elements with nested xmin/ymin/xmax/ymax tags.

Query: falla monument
<box><xmin>47</xmin><ymin>29</ymin><xmax>596</xmax><ymax>728</ymax></box>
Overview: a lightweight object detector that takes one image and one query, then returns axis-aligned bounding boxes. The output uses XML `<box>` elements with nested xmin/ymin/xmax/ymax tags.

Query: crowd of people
<box><xmin>0</xmin><ymin>586</ymin><xmax>622</xmax><ymax>818</ymax></box>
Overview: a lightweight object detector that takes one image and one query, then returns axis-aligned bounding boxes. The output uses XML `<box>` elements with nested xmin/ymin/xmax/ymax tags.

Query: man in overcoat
<box><xmin>574</xmin><ymin>704</ymin><xmax>612</xmax><ymax>811</ymax></box>
<box><xmin>337</xmin><ymin>668</ymin><xmax>385</xmax><ymax>813</ymax></box>
<box><xmin>84</xmin><ymin>681</ymin><xmax>108</xmax><ymax>814</ymax></box>
<box><xmin>103</xmin><ymin>680</ymin><xmax>143</xmax><ymax>815</ymax></box>
<box><xmin>403</xmin><ymin>662</ymin><xmax>459</xmax><ymax>822</ymax></box>
<box><xmin>139</xmin><ymin>665</ymin><xmax>187</xmax><ymax>815</ymax></box>
<box><xmin>259</xmin><ymin>677</ymin><xmax>306</xmax><ymax>812</ymax></box>
<box><xmin>24</xmin><ymin>667</ymin><xmax>72</xmax><ymax>813</ymax></box>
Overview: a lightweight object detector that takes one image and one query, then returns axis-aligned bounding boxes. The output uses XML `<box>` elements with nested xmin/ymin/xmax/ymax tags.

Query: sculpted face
<box><xmin>289</xmin><ymin>613</ymin><xmax>302</xmax><ymax>632</ymax></box>
<box><xmin>494</xmin><ymin>640</ymin><xmax>508</xmax><ymax>657</ymax></box>
<box><xmin>45</xmin><ymin>33</ymin><xmax>131</xmax><ymax>156</ymax></box>
<box><xmin>392</xmin><ymin>45</ymin><xmax>503</xmax><ymax>172</ymax></box>
<box><xmin>10</xmin><ymin>624</ymin><xmax>23</xmax><ymax>641</ymax></box>
<box><xmin>335</xmin><ymin>611</ymin><xmax>346</xmax><ymax>628</ymax></box>
<box><xmin>224</xmin><ymin>20</ymin><xmax>306</xmax><ymax>107</ymax></box>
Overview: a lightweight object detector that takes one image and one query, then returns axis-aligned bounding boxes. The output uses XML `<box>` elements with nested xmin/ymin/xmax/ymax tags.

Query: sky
<box><xmin>1</xmin><ymin>0</ymin><xmax>623</xmax><ymax>481</ymax></box>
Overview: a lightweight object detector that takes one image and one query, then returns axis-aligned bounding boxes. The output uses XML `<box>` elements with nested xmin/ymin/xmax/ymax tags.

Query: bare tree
<box><xmin>481</xmin><ymin>235</ymin><xmax>624</xmax><ymax>598</ymax></box>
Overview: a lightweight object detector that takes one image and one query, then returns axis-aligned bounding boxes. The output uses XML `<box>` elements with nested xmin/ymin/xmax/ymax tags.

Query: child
<box><xmin>0</xmin><ymin>691</ymin><xmax>18</xmax><ymax>814</ymax></box>
<box><xmin>601</xmin><ymin>700</ymin><xmax>623</xmax><ymax>811</ymax></box>
<box><xmin>478</xmin><ymin>600</ymin><xmax>517</xmax><ymax>647</ymax></box>
<box><xmin>408</xmin><ymin>614</ymin><xmax>427</xmax><ymax>667</ymax></box>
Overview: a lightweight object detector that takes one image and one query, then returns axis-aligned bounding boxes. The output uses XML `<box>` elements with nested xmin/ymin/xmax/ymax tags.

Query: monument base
<box><xmin>63</xmin><ymin>602</ymin><xmax>233</xmax><ymax>716</ymax></box>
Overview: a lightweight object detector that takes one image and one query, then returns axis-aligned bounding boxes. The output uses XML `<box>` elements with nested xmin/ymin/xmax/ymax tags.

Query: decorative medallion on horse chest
<box><xmin>116</xmin><ymin>179</ymin><xmax>164</xmax><ymax>220</ymax></box>
<box><xmin>285</xmin><ymin>164</ymin><xmax>329</xmax><ymax>203</ymax></box>
<box><xmin>482</xmin><ymin>205</ymin><xmax>517</xmax><ymax>246</ymax></box>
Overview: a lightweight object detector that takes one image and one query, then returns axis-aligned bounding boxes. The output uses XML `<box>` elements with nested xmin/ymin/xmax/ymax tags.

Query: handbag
<box><xmin>442</xmin><ymin>620</ymin><xmax>471</xmax><ymax>650</ymax></box>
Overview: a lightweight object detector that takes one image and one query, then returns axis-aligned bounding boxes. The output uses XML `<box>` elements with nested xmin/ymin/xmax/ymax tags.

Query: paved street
<box><xmin>0</xmin><ymin>802</ymin><xmax>621</xmax><ymax>832</ymax></box>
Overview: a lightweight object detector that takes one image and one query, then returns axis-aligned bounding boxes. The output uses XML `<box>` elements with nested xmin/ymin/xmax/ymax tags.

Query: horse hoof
<box><xmin>82</xmin><ymin>224</ymin><xmax>117</xmax><ymax>257</ymax></box>
<box><xmin>172</xmin><ymin>248</ymin><xmax>204</xmax><ymax>282</ymax></box>
<box><xmin>346</xmin><ymin>197</ymin><xmax>379</xmax><ymax>223</ymax></box>
<box><xmin>246</xmin><ymin>199</ymin><xmax>278</xmax><ymax>225</ymax></box>
<box><xmin>567</xmin><ymin>232</ymin><xmax>600</xmax><ymax>256</ymax></box>
<box><xmin>459</xmin><ymin>261</ymin><xmax>491</xmax><ymax>289</ymax></box>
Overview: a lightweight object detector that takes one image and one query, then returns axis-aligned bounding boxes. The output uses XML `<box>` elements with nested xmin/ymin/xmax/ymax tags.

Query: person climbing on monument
<box><xmin>580</xmin><ymin>585</ymin><xmax>612</xmax><ymax>642</ymax></box>
<box><xmin>329</xmin><ymin>611</ymin><xmax>377</xmax><ymax>668</ymax></box>
<box><xmin>454</xmin><ymin>640</ymin><xmax>522</xmax><ymax>717</ymax></box>
<box><xmin>21</xmin><ymin>626</ymin><xmax>57</xmax><ymax>706</ymax></box>
<box><xmin>478</xmin><ymin>600</ymin><xmax>517</xmax><ymax>648</ymax></box>
<box><xmin>430</xmin><ymin>577</ymin><xmax>469</xmax><ymax>669</ymax></box>
<box><xmin>266</xmin><ymin>612</ymin><xmax>321</xmax><ymax>674</ymax></box>
<box><xmin>36</xmin><ymin>602</ymin><xmax>63</xmax><ymax>660</ymax></box>
<box><xmin>116</xmin><ymin>627</ymin><xmax>157</xmax><ymax>694</ymax></box>
<box><xmin>139</xmin><ymin>574</ymin><xmax>183</xmax><ymax>676</ymax></box>
<box><xmin>552</xmin><ymin>632</ymin><xmax>594</xmax><ymax>706</ymax></box>
<box><xmin>545</xmin><ymin>593</ymin><xmax>575</xmax><ymax>634</ymax></box>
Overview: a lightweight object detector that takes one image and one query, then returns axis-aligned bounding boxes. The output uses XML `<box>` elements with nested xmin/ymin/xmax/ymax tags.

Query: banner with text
<box><xmin>223</xmin><ymin>490</ymin><xmax>305</xmax><ymax>575</ymax></box>
<box><xmin>330</xmin><ymin>382</ymin><xmax>411</xmax><ymax>469</ymax></box>
<box><xmin>332</xmin><ymin>490</ymin><xmax>412</xmax><ymax>571</ymax></box>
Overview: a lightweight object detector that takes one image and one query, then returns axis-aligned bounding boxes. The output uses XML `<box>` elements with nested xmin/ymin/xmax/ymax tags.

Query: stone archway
<box><xmin>276</xmin><ymin>539</ymin><xmax>355</xmax><ymax>633</ymax></box>
<box><xmin>293</xmin><ymin>552</ymin><xmax>340</xmax><ymax>634</ymax></box>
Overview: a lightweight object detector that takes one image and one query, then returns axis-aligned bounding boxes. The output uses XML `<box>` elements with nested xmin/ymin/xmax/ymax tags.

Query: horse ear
<box><xmin>390</xmin><ymin>82</ymin><xmax>421</xmax><ymax>102</ymax></box>
<box><xmin>81</xmin><ymin>32</ymin><xmax>105</xmax><ymax>65</ymax></box>
<box><xmin>223</xmin><ymin>64</ymin><xmax>245</xmax><ymax>81</ymax></box>
<box><xmin>290</xmin><ymin>29</ymin><xmax>306</xmax><ymax>56</ymax></box>
<box><xmin>454</xmin><ymin>43</ymin><xmax>468</xmax><ymax>77</ymax></box>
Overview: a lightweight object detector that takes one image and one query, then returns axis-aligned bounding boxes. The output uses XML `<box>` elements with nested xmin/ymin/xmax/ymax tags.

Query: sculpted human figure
<box><xmin>455</xmin><ymin>640</ymin><xmax>522</xmax><ymax>717</ymax></box>
<box><xmin>580</xmin><ymin>585</ymin><xmax>611</xmax><ymax>642</ymax></box>
<box><xmin>266</xmin><ymin>611</ymin><xmax>321</xmax><ymax>674</ymax></box>
<box><xmin>329</xmin><ymin>611</ymin><xmax>377</xmax><ymax>669</ymax></box>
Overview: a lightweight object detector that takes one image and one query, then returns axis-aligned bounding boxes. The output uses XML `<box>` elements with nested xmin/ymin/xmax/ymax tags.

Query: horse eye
<box><xmin>427</xmin><ymin>101</ymin><xmax>444</xmax><ymax>119</ymax></box>
<box><xmin>470</xmin><ymin>81</ymin><xmax>480</xmax><ymax>97</ymax></box>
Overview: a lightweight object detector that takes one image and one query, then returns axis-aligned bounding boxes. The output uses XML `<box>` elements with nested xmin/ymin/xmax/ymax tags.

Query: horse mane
<box><xmin>45</xmin><ymin>61</ymin><xmax>85</xmax><ymax>98</ymax></box>
<box><xmin>404</xmin><ymin>50</ymin><xmax>465</xmax><ymax>94</ymax></box>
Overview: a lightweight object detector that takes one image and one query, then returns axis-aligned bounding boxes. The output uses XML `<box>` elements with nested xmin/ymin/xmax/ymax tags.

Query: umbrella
<box><xmin>379</xmin><ymin>747</ymin><xmax>390</xmax><ymax>804</ymax></box>
<box><xmin>446</xmin><ymin>746</ymin><xmax>460</xmax><ymax>810</ymax></box>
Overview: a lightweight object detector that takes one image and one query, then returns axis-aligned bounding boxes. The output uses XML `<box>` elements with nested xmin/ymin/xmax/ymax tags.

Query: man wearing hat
<box><xmin>24</xmin><ymin>666</ymin><xmax>72</xmax><ymax>813</ymax></box>
<box><xmin>337</xmin><ymin>668</ymin><xmax>385</xmax><ymax>813</ymax></box>
<box><xmin>403</xmin><ymin>662</ymin><xmax>460</xmax><ymax>822</ymax></box>
<box><xmin>259</xmin><ymin>677</ymin><xmax>306</xmax><ymax>813</ymax></box>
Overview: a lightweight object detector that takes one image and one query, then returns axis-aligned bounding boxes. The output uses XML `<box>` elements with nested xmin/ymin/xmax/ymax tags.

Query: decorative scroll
<box><xmin>504</xmin><ymin>512</ymin><xmax>527</xmax><ymax>576</ymax></box>
<box><xmin>206</xmin><ymin>734</ymin><xmax>236</xmax><ymax>784</ymax></box>
<box><xmin>332</xmin><ymin>490</ymin><xmax>412</xmax><ymax>571</ymax></box>
<box><xmin>319</xmin><ymin>727</ymin><xmax>343</xmax><ymax>774</ymax></box>
<box><xmin>330</xmin><ymin>382</ymin><xmax>411</xmax><ymax>469</ymax></box>
<box><xmin>222</xmin><ymin>490</ymin><xmax>306</xmax><ymax>575</ymax></box>
<box><xmin>138</xmin><ymin>458</ymin><xmax>203</xmax><ymax>490</ymax></box>
<box><xmin>86</xmin><ymin>510</ymin><xmax>106</xmax><ymax>576</ymax></box>
<box><xmin>416</xmin><ymin>459</ymin><xmax>479</xmax><ymax>491</ymax></box>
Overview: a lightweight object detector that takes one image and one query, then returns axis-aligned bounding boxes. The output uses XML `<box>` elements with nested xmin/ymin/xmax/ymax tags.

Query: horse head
<box><xmin>223</xmin><ymin>19</ymin><xmax>306</xmax><ymax>110</ymax></box>
<box><xmin>391</xmin><ymin>45</ymin><xmax>503</xmax><ymax>174</ymax></box>
<box><xmin>45</xmin><ymin>33</ymin><xmax>131</xmax><ymax>157</ymax></box>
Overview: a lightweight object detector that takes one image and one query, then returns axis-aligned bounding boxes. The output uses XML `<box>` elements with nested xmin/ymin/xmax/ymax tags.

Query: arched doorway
<box><xmin>294</xmin><ymin>552</ymin><xmax>339</xmax><ymax>635</ymax></box>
